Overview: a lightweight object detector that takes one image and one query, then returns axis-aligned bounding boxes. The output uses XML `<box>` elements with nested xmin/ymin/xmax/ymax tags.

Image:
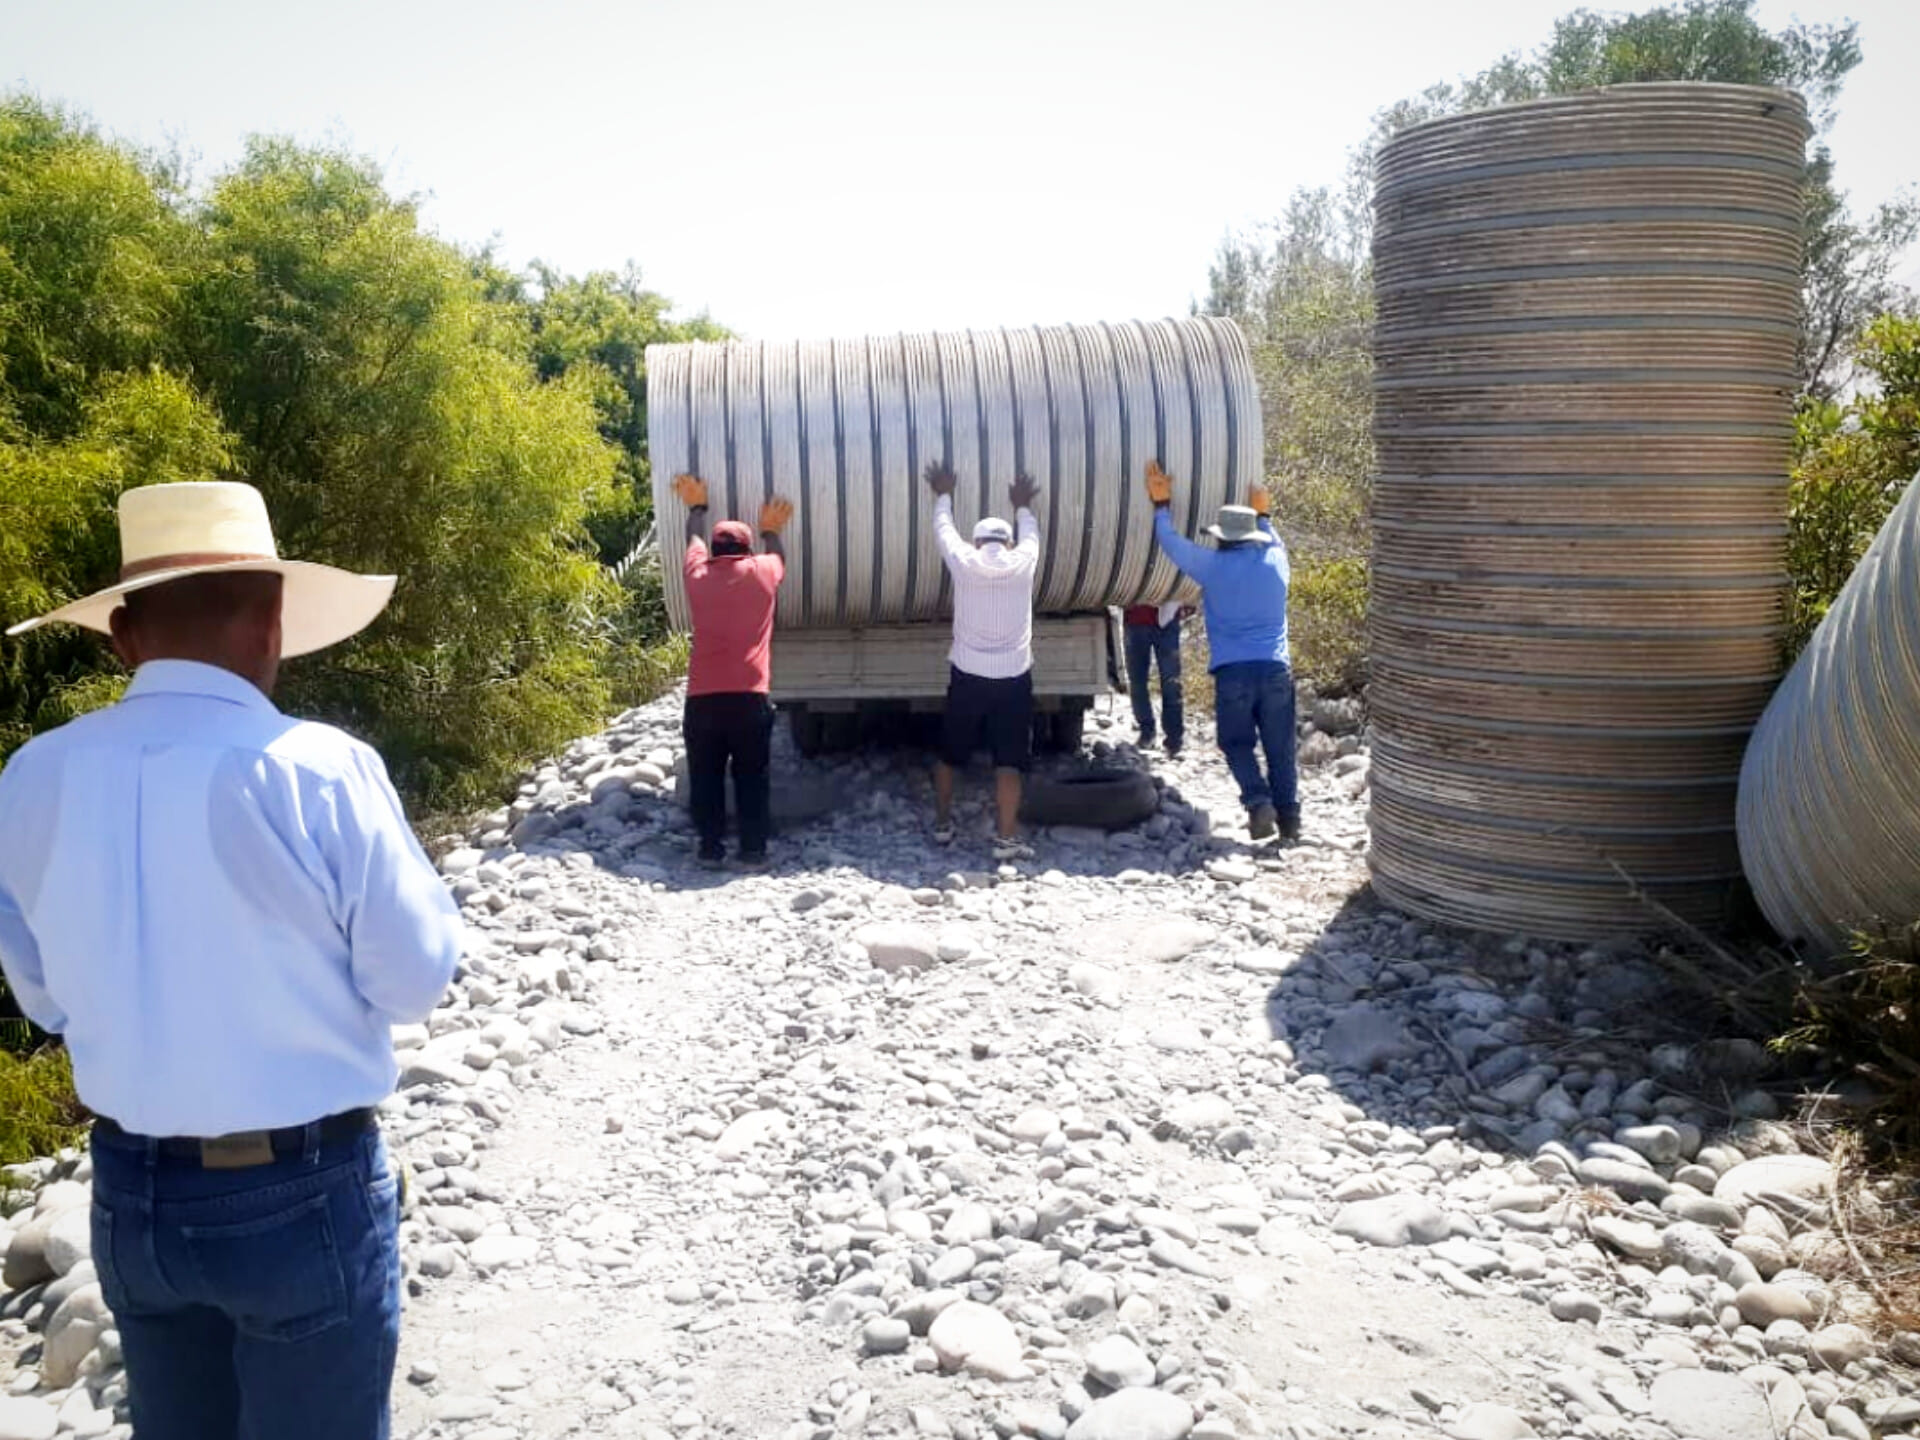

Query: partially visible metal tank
<box><xmin>1367</xmin><ymin>83</ymin><xmax>1810</xmax><ymax>939</ymax></box>
<box><xmin>1738</xmin><ymin>473</ymin><xmax>1920</xmax><ymax>954</ymax></box>
<box><xmin>645</xmin><ymin>319</ymin><xmax>1262</xmax><ymax>632</ymax></box>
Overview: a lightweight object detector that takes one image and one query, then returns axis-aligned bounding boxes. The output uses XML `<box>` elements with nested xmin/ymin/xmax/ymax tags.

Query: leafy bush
<box><xmin>0</xmin><ymin>1046</ymin><xmax>86</xmax><ymax>1167</ymax></box>
<box><xmin>1294</xmin><ymin>556</ymin><xmax>1369</xmax><ymax>695</ymax></box>
<box><xmin>1779</xmin><ymin>922</ymin><xmax>1920</xmax><ymax>1158</ymax></box>
<box><xmin>1786</xmin><ymin>315</ymin><xmax>1920</xmax><ymax>656</ymax></box>
<box><xmin>1</xmin><ymin>97</ymin><xmax>712</xmax><ymax>810</ymax></box>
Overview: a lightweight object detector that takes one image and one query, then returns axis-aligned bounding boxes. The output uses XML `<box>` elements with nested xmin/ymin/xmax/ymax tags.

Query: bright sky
<box><xmin>5</xmin><ymin>0</ymin><xmax>1915</xmax><ymax>340</ymax></box>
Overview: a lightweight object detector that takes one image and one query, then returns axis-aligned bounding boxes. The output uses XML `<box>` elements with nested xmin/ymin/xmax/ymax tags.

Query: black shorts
<box><xmin>941</xmin><ymin>666</ymin><xmax>1033</xmax><ymax>772</ymax></box>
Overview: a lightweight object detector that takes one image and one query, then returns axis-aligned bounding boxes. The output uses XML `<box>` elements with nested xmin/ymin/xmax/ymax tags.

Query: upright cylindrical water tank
<box><xmin>1367</xmin><ymin>83</ymin><xmax>1810</xmax><ymax>939</ymax></box>
<box><xmin>644</xmin><ymin>319</ymin><xmax>1262</xmax><ymax>632</ymax></box>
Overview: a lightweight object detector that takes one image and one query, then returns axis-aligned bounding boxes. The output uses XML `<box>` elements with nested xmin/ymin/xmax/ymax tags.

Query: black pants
<box><xmin>683</xmin><ymin>692</ymin><xmax>774</xmax><ymax>858</ymax></box>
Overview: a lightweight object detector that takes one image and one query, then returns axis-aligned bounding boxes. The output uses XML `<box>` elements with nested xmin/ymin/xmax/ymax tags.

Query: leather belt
<box><xmin>93</xmin><ymin>1107</ymin><xmax>377</xmax><ymax>1168</ymax></box>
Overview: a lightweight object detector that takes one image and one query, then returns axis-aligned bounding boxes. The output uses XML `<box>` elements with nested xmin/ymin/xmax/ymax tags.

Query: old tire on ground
<box><xmin>1021</xmin><ymin>768</ymin><xmax>1158</xmax><ymax>831</ymax></box>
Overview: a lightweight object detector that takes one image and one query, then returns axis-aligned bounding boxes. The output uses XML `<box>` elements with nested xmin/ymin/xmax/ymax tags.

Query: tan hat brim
<box><xmin>6</xmin><ymin>559</ymin><xmax>396</xmax><ymax>659</ymax></box>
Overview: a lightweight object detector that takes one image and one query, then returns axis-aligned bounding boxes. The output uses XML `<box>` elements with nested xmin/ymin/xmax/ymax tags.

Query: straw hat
<box><xmin>1204</xmin><ymin>505</ymin><xmax>1275</xmax><ymax>546</ymax></box>
<box><xmin>6</xmin><ymin>482</ymin><xmax>396</xmax><ymax>658</ymax></box>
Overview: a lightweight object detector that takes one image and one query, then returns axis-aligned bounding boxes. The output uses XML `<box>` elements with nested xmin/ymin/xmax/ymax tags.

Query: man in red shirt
<box><xmin>673</xmin><ymin>474</ymin><xmax>793</xmax><ymax>869</ymax></box>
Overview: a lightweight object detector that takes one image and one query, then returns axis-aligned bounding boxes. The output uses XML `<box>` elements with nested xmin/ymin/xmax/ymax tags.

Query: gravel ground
<box><xmin>3</xmin><ymin>688</ymin><xmax>1917</xmax><ymax>1440</ymax></box>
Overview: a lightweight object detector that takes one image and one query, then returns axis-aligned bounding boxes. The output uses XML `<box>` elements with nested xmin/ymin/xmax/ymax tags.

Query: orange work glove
<box><xmin>1145</xmin><ymin>461</ymin><xmax>1174</xmax><ymax>506</ymax></box>
<box><xmin>673</xmin><ymin>474</ymin><xmax>709</xmax><ymax>509</ymax></box>
<box><xmin>758</xmin><ymin>496</ymin><xmax>795</xmax><ymax>535</ymax></box>
<box><xmin>1249</xmin><ymin>485</ymin><xmax>1272</xmax><ymax>517</ymax></box>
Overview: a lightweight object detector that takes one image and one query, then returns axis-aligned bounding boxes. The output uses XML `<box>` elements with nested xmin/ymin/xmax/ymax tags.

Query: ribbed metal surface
<box><xmin>1367</xmin><ymin>83</ymin><xmax>1809</xmax><ymax>939</ymax></box>
<box><xmin>1738</xmin><ymin>474</ymin><xmax>1920</xmax><ymax>953</ymax></box>
<box><xmin>645</xmin><ymin>319</ymin><xmax>1261</xmax><ymax>631</ymax></box>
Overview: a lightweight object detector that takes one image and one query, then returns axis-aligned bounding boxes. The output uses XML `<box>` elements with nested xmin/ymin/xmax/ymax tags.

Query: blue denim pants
<box><xmin>1124</xmin><ymin>622</ymin><xmax>1184</xmax><ymax>746</ymax></box>
<box><xmin>1213</xmin><ymin>659</ymin><xmax>1299</xmax><ymax>816</ymax></box>
<box><xmin>89</xmin><ymin>1120</ymin><xmax>402</xmax><ymax>1440</ymax></box>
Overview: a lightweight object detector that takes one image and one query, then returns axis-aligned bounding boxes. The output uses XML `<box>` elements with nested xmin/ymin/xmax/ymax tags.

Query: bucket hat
<box><xmin>1204</xmin><ymin>505</ymin><xmax>1274</xmax><ymax>545</ymax></box>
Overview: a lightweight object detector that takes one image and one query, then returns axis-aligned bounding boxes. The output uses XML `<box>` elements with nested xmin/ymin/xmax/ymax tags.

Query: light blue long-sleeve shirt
<box><xmin>1152</xmin><ymin>509</ymin><xmax>1292</xmax><ymax>670</ymax></box>
<box><xmin>0</xmin><ymin>660</ymin><xmax>464</xmax><ymax>1136</ymax></box>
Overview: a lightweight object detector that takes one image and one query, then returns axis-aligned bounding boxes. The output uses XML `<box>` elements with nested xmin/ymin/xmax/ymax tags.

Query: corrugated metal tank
<box><xmin>644</xmin><ymin>319</ymin><xmax>1262</xmax><ymax>631</ymax></box>
<box><xmin>1367</xmin><ymin>83</ymin><xmax>1810</xmax><ymax>939</ymax></box>
<box><xmin>1738</xmin><ymin>473</ymin><xmax>1920</xmax><ymax>954</ymax></box>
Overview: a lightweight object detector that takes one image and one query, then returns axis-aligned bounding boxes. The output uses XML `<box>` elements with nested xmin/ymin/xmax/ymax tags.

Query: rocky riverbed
<box><xmin>2</xmin><ymin>688</ymin><xmax>1916</xmax><ymax>1440</ymax></box>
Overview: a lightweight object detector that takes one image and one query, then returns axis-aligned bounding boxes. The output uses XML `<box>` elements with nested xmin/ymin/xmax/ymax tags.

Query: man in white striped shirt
<box><xmin>925</xmin><ymin>461</ymin><xmax>1041</xmax><ymax>861</ymax></box>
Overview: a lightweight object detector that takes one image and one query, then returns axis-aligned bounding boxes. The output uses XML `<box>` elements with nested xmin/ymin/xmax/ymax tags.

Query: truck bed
<box><xmin>769</xmin><ymin>616</ymin><xmax>1112</xmax><ymax>705</ymax></box>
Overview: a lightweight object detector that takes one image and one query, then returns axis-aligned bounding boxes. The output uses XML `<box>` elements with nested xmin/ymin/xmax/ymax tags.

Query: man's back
<box><xmin>1197</xmin><ymin>544</ymin><xmax>1290</xmax><ymax>668</ymax></box>
<box><xmin>685</xmin><ymin>547</ymin><xmax>783</xmax><ymax>695</ymax></box>
<box><xmin>1151</xmin><ymin>509</ymin><xmax>1290</xmax><ymax>669</ymax></box>
<box><xmin>936</xmin><ymin>501</ymin><xmax>1039</xmax><ymax>678</ymax></box>
<box><xmin>0</xmin><ymin>660</ymin><xmax>461</xmax><ymax>1136</ymax></box>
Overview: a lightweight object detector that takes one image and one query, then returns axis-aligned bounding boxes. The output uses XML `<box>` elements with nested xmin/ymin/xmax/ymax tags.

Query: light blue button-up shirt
<box><xmin>0</xmin><ymin>660</ymin><xmax>464</xmax><ymax>1136</ymax></box>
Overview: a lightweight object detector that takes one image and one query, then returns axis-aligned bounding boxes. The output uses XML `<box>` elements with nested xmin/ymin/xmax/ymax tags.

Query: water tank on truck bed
<box><xmin>644</xmin><ymin>317</ymin><xmax>1264</xmax><ymax>752</ymax></box>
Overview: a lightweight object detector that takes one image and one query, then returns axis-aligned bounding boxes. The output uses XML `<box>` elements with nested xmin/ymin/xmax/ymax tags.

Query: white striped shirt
<box><xmin>934</xmin><ymin>496</ymin><xmax>1039</xmax><ymax>679</ymax></box>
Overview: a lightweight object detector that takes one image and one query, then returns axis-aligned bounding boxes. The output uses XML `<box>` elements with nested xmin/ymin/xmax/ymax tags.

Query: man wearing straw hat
<box><xmin>0</xmin><ymin>481</ymin><xmax>464</xmax><ymax>1439</ymax></box>
<box><xmin>1143</xmin><ymin>461</ymin><xmax>1300</xmax><ymax>842</ymax></box>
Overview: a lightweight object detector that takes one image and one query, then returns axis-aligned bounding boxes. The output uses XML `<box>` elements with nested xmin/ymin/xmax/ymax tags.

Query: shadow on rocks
<box><xmin>1260</xmin><ymin>889</ymin><xmax>1791</xmax><ymax>1166</ymax></box>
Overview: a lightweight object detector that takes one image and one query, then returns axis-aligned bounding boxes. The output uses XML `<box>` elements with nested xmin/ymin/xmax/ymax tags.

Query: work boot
<box><xmin>1247</xmin><ymin>803</ymin><xmax>1278</xmax><ymax>841</ymax></box>
<box><xmin>1279</xmin><ymin>808</ymin><xmax>1302</xmax><ymax>842</ymax></box>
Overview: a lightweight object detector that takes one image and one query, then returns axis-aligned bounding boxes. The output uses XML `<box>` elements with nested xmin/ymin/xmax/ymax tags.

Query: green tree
<box><xmin>0</xmin><ymin>95</ymin><xmax>231</xmax><ymax>758</ymax></box>
<box><xmin>1786</xmin><ymin>315</ymin><xmax>1920</xmax><ymax>653</ymax></box>
<box><xmin>1202</xmin><ymin>187</ymin><xmax>1374</xmax><ymax>691</ymax></box>
<box><xmin>523</xmin><ymin>262</ymin><xmax>725</xmax><ymax>576</ymax></box>
<box><xmin>177</xmin><ymin>139</ymin><xmax>636</xmax><ymax>804</ymax></box>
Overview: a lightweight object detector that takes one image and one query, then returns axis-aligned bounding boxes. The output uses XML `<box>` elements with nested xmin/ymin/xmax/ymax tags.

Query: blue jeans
<box><xmin>1124</xmin><ymin>622</ymin><xmax>1184</xmax><ymax>746</ymax></box>
<box><xmin>89</xmin><ymin>1121</ymin><xmax>402</xmax><ymax>1440</ymax></box>
<box><xmin>1214</xmin><ymin>660</ymin><xmax>1299</xmax><ymax>816</ymax></box>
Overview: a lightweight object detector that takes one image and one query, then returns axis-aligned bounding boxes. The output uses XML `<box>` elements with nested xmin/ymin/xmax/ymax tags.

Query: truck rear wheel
<box><xmin>1049</xmin><ymin>706</ymin><xmax>1086</xmax><ymax>754</ymax></box>
<box><xmin>1032</xmin><ymin>704</ymin><xmax>1088</xmax><ymax>755</ymax></box>
<box><xmin>789</xmin><ymin>708</ymin><xmax>827</xmax><ymax>757</ymax></box>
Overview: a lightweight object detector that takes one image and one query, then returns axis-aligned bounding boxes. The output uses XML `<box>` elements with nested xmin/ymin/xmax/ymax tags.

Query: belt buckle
<box><xmin>200</xmin><ymin>1131</ymin><xmax>276</xmax><ymax>1169</ymax></box>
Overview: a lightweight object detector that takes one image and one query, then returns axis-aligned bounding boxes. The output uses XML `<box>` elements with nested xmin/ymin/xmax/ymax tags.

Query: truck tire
<box><xmin>789</xmin><ymin>708</ymin><xmax>827</xmax><ymax>757</ymax></box>
<box><xmin>1020</xmin><ymin>768</ymin><xmax>1159</xmax><ymax>831</ymax></box>
<box><xmin>1049</xmin><ymin>706</ymin><xmax>1086</xmax><ymax>754</ymax></box>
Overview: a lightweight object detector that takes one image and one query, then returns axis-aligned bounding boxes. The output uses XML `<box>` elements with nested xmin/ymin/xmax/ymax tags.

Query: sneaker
<box><xmin>1165</xmin><ymin>737</ymin><xmax>1183</xmax><ymax>758</ymax></box>
<box><xmin>1247</xmin><ymin>804</ymin><xmax>1278</xmax><ymax>841</ymax></box>
<box><xmin>1279</xmin><ymin>809</ymin><xmax>1302</xmax><ymax>842</ymax></box>
<box><xmin>992</xmin><ymin>836</ymin><xmax>1036</xmax><ymax>862</ymax></box>
<box><xmin>933</xmin><ymin>822</ymin><xmax>956</xmax><ymax>846</ymax></box>
<box><xmin>1138</xmin><ymin>731</ymin><xmax>1156</xmax><ymax>749</ymax></box>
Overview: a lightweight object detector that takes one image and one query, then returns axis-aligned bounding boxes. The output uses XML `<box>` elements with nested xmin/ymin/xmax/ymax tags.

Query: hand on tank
<box><xmin>1009</xmin><ymin>474</ymin><xmax>1041</xmax><ymax>511</ymax></box>
<box><xmin>1144</xmin><ymin>461</ymin><xmax>1174</xmax><ymax>507</ymax></box>
<box><xmin>759</xmin><ymin>496</ymin><xmax>795</xmax><ymax>535</ymax></box>
<box><xmin>673</xmin><ymin>474</ymin><xmax>709</xmax><ymax>509</ymax></box>
<box><xmin>923</xmin><ymin>461</ymin><xmax>957</xmax><ymax>497</ymax></box>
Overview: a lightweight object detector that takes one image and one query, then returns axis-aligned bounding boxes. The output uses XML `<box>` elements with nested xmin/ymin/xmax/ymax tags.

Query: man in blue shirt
<box><xmin>1144</xmin><ymin>461</ymin><xmax>1300</xmax><ymax>841</ymax></box>
<box><xmin>0</xmin><ymin>481</ymin><xmax>464</xmax><ymax>1440</ymax></box>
